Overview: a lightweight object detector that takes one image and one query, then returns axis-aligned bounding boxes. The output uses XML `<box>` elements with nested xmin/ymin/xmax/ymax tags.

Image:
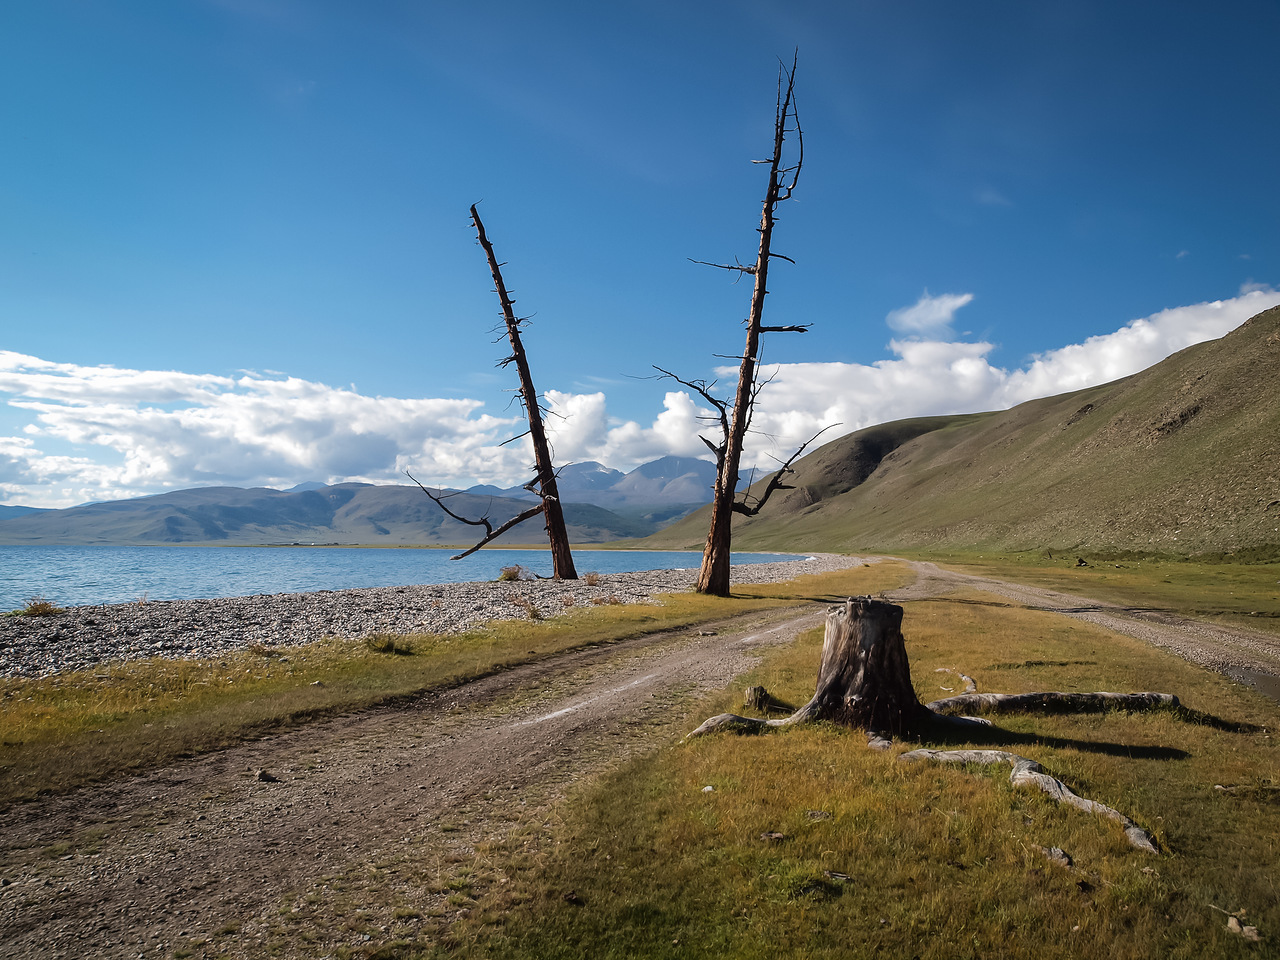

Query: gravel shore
<box><xmin>0</xmin><ymin>554</ymin><xmax>862</xmax><ymax>679</ymax></box>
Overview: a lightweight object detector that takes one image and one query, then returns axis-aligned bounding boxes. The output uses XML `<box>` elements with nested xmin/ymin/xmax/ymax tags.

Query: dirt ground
<box><xmin>2</xmin><ymin>563</ymin><xmax>1277</xmax><ymax>959</ymax></box>
<box><xmin>890</xmin><ymin>560</ymin><xmax>1280</xmax><ymax>690</ymax></box>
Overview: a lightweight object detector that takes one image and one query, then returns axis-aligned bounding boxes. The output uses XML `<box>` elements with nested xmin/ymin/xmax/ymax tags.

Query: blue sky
<box><xmin>1</xmin><ymin>1</ymin><xmax>1277</xmax><ymax>509</ymax></box>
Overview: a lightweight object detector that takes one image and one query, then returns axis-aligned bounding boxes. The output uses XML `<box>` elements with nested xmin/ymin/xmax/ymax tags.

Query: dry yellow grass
<box><xmin>432</xmin><ymin>583</ymin><xmax>1279</xmax><ymax>960</ymax></box>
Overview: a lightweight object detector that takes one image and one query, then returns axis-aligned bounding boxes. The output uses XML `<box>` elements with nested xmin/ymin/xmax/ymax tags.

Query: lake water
<box><xmin>0</xmin><ymin>545</ymin><xmax>800</xmax><ymax>611</ymax></box>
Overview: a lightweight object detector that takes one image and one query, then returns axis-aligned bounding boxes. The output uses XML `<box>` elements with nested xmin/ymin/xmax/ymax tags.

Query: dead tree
<box><xmin>687</xmin><ymin>597</ymin><xmax>1183</xmax><ymax>852</ymax></box>
<box><xmin>412</xmin><ymin>205</ymin><xmax>577</xmax><ymax>580</ymax></box>
<box><xmin>674</xmin><ymin>56</ymin><xmax>813</xmax><ymax>597</ymax></box>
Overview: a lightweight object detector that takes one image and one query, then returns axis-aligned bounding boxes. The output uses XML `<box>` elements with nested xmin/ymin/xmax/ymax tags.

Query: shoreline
<box><xmin>0</xmin><ymin>554</ymin><xmax>863</xmax><ymax>679</ymax></box>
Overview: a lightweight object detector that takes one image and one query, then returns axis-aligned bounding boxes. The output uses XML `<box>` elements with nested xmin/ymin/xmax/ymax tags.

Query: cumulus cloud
<box><xmin>0</xmin><ymin>355</ymin><xmax>529</xmax><ymax>508</ymax></box>
<box><xmin>544</xmin><ymin>390</ymin><xmax>714</xmax><ymax>468</ymax></box>
<box><xmin>725</xmin><ymin>285</ymin><xmax>1280</xmax><ymax>472</ymax></box>
<box><xmin>2</xmin><ymin>286</ymin><xmax>1276</xmax><ymax>509</ymax></box>
<box><xmin>885</xmin><ymin>291</ymin><xmax>975</xmax><ymax>338</ymax></box>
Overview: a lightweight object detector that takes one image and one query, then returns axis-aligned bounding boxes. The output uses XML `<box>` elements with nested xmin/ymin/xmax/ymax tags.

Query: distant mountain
<box><xmin>648</xmin><ymin>305</ymin><xmax>1280</xmax><ymax>559</ymax></box>
<box><xmin>464</xmin><ymin>456</ymin><xmax>716</xmax><ymax>522</ymax></box>
<box><xmin>0</xmin><ymin>482</ymin><xmax>655</xmax><ymax>546</ymax></box>
<box><xmin>0</xmin><ymin>505</ymin><xmax>48</xmax><ymax>521</ymax></box>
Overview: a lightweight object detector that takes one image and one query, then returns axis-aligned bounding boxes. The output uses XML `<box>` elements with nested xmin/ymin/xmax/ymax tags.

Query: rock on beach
<box><xmin>0</xmin><ymin>555</ymin><xmax>861</xmax><ymax>679</ymax></box>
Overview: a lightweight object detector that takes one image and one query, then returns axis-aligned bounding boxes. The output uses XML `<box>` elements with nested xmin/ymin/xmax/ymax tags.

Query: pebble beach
<box><xmin>0</xmin><ymin>555</ymin><xmax>861</xmax><ymax>678</ymax></box>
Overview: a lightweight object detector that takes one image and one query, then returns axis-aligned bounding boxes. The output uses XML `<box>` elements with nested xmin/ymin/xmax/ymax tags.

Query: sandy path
<box><xmin>0</xmin><ymin>605</ymin><xmax>826</xmax><ymax>959</ymax></box>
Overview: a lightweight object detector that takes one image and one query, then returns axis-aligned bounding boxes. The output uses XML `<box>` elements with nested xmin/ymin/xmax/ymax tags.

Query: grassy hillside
<box><xmin>646</xmin><ymin>306</ymin><xmax>1280</xmax><ymax>558</ymax></box>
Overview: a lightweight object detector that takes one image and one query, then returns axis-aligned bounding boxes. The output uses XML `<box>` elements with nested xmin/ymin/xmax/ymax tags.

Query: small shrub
<box><xmin>18</xmin><ymin>597</ymin><xmax>62</xmax><ymax>617</ymax></box>
<box><xmin>497</xmin><ymin>565</ymin><xmax>528</xmax><ymax>582</ymax></box>
<box><xmin>583</xmin><ymin>572</ymin><xmax>601</xmax><ymax>586</ymax></box>
<box><xmin>365</xmin><ymin>634</ymin><xmax>415</xmax><ymax>656</ymax></box>
<box><xmin>512</xmin><ymin>597</ymin><xmax>542</xmax><ymax>620</ymax></box>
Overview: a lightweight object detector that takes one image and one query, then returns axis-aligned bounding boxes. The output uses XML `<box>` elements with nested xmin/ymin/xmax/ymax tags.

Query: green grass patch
<box><xmin>0</xmin><ymin>560</ymin><xmax>911</xmax><ymax>807</ymax></box>
<box><xmin>429</xmin><ymin>589</ymin><xmax>1280</xmax><ymax>959</ymax></box>
<box><xmin>916</xmin><ymin>550</ymin><xmax>1280</xmax><ymax>635</ymax></box>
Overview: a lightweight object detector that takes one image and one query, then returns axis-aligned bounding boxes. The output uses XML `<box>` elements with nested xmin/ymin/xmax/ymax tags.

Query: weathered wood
<box><xmin>899</xmin><ymin>748</ymin><xmax>1158</xmax><ymax>853</ymax></box>
<box><xmin>694</xmin><ymin>58</ymin><xmax>804</xmax><ymax>597</ymax></box>
<box><xmin>688</xmin><ymin>598</ymin><xmax>928</xmax><ymax>737</ymax></box>
<box><xmin>468</xmin><ymin>205</ymin><xmax>577</xmax><ymax>580</ymax></box>
<box><xmin>787</xmin><ymin>598</ymin><xmax>927</xmax><ymax>733</ymax></box>
<box><xmin>928</xmin><ymin>691</ymin><xmax>1181</xmax><ymax>715</ymax></box>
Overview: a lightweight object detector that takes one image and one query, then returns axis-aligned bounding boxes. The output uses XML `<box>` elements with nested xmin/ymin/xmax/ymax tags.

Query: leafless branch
<box><xmin>448</xmin><ymin>504</ymin><xmax>546</xmax><ymax>560</ymax></box>
<box><xmin>688</xmin><ymin>257</ymin><xmax>756</xmax><ymax>277</ymax></box>
<box><xmin>406</xmin><ymin>470</ymin><xmax>547</xmax><ymax>561</ymax></box>
<box><xmin>652</xmin><ymin>365</ymin><xmax>730</xmax><ymax>442</ymax></box>
<box><xmin>498</xmin><ymin>429</ymin><xmax>532</xmax><ymax>447</ymax></box>
<box><xmin>733</xmin><ymin>424</ymin><xmax>839</xmax><ymax>517</ymax></box>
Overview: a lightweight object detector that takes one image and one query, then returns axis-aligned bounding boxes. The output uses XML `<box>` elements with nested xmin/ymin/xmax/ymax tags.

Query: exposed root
<box><xmin>684</xmin><ymin>712</ymin><xmax>794</xmax><ymax>738</ymax></box>
<box><xmin>899</xmin><ymin>748</ymin><xmax>1159</xmax><ymax>853</ymax></box>
<box><xmin>928</xmin><ymin>690</ymin><xmax>1180</xmax><ymax>715</ymax></box>
<box><xmin>934</xmin><ymin>667</ymin><xmax>977</xmax><ymax>694</ymax></box>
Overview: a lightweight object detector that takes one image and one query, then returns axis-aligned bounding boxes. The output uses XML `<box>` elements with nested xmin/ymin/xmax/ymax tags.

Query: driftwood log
<box><xmin>687</xmin><ymin>596</ymin><xmax>1179</xmax><ymax>852</ymax></box>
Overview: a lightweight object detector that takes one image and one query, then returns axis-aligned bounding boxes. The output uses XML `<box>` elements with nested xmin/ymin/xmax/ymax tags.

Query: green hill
<box><xmin>648</xmin><ymin>305</ymin><xmax>1280</xmax><ymax>558</ymax></box>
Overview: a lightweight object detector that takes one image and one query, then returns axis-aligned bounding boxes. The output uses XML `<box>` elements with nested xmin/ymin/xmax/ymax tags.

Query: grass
<box><xmin>918</xmin><ymin>550</ymin><xmax>1280</xmax><ymax>636</ymax></box>
<box><xmin>422</xmin><ymin>582</ymin><xmax>1279</xmax><ymax>959</ymax></box>
<box><xmin>0</xmin><ymin>564</ymin><xmax>910</xmax><ymax>807</ymax></box>
<box><xmin>6</xmin><ymin>596</ymin><xmax>64</xmax><ymax>617</ymax></box>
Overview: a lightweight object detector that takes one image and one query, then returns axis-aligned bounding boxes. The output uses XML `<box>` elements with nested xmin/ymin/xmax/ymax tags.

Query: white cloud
<box><xmin>885</xmin><ymin>291</ymin><xmax>975</xmax><ymax>338</ymax></box>
<box><xmin>724</xmin><ymin>286</ymin><xmax>1280</xmax><ymax>473</ymax></box>
<box><xmin>0</xmin><ymin>357</ymin><xmax>529</xmax><ymax>508</ymax></box>
<box><xmin>545</xmin><ymin>390</ymin><xmax>715</xmax><ymax>469</ymax></box>
<box><xmin>2</xmin><ymin>287</ymin><xmax>1276</xmax><ymax>510</ymax></box>
<box><xmin>975</xmin><ymin>187</ymin><xmax>1013</xmax><ymax>207</ymax></box>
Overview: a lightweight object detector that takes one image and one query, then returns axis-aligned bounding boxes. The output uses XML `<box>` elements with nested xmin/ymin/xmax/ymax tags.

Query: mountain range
<box><xmin>647</xmin><ymin>304</ymin><xmax>1280</xmax><ymax>559</ymax></box>
<box><xmin>4</xmin><ymin>308</ymin><xmax>1278</xmax><ymax>556</ymax></box>
<box><xmin>0</xmin><ymin>456</ymin><xmax>717</xmax><ymax>546</ymax></box>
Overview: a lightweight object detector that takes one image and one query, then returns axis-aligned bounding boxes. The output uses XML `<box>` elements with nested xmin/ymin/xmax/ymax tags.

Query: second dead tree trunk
<box><xmin>411</xmin><ymin>206</ymin><xmax>577</xmax><ymax>580</ymax></box>
<box><xmin>470</xmin><ymin>205</ymin><xmax>577</xmax><ymax>581</ymax></box>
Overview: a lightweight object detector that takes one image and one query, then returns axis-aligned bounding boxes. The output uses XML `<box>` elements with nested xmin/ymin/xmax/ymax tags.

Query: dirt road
<box><xmin>0</xmin><ymin>605</ymin><xmax>828</xmax><ymax>959</ymax></box>
<box><xmin>887</xmin><ymin>560</ymin><xmax>1280</xmax><ymax>693</ymax></box>
<box><xmin>3</xmin><ymin>562</ymin><xmax>1277</xmax><ymax>959</ymax></box>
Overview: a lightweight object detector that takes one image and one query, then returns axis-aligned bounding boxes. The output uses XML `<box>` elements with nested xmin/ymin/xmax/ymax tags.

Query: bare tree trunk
<box><xmin>695</xmin><ymin>60</ymin><xmax>801</xmax><ymax>597</ymax></box>
<box><xmin>470</xmin><ymin>205</ymin><xmax>577</xmax><ymax>580</ymax></box>
<box><xmin>789</xmin><ymin>598</ymin><xmax>927</xmax><ymax>733</ymax></box>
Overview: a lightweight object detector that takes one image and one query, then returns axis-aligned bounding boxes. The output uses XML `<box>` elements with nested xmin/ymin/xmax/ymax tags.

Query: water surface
<box><xmin>0</xmin><ymin>545</ymin><xmax>797</xmax><ymax>610</ymax></box>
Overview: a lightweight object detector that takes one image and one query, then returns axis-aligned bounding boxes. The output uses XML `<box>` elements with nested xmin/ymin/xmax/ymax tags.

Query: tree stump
<box><xmin>789</xmin><ymin>597</ymin><xmax>927</xmax><ymax>735</ymax></box>
<box><xmin>686</xmin><ymin>597</ymin><xmax>928</xmax><ymax>739</ymax></box>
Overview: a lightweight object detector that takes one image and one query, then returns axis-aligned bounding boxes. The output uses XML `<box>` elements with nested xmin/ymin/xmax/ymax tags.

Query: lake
<box><xmin>0</xmin><ymin>545</ymin><xmax>800</xmax><ymax>610</ymax></box>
